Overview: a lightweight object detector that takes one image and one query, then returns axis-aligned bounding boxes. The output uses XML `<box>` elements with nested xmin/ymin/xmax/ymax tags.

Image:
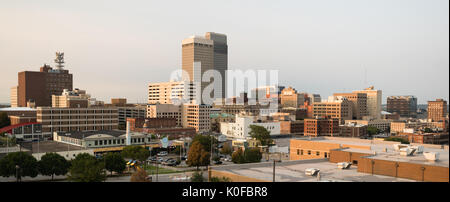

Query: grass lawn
<box><xmin>145</xmin><ymin>165</ymin><xmax>183</xmax><ymax>175</ymax></box>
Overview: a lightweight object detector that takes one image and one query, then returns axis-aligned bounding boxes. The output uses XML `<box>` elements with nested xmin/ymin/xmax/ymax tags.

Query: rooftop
<box><xmin>56</xmin><ymin>130</ymin><xmax>147</xmax><ymax>140</ymax></box>
<box><xmin>0</xmin><ymin>107</ymin><xmax>36</xmax><ymax>111</ymax></box>
<box><xmin>292</xmin><ymin>137</ymin><xmax>449</xmax><ymax>168</ymax></box>
<box><xmin>212</xmin><ymin>159</ymin><xmax>416</xmax><ymax>182</ymax></box>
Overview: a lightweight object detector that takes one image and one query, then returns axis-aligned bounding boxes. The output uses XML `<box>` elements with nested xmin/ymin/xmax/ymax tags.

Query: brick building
<box><xmin>304</xmin><ymin>118</ymin><xmax>339</xmax><ymax>137</ymax></box>
<box><xmin>16</xmin><ymin>60</ymin><xmax>73</xmax><ymax>107</ymax></box>
<box><xmin>428</xmin><ymin>99</ymin><xmax>448</xmax><ymax>122</ymax></box>
<box><xmin>387</xmin><ymin>96</ymin><xmax>418</xmax><ymax>118</ymax></box>
<box><xmin>333</xmin><ymin>92</ymin><xmax>368</xmax><ymax>120</ymax></box>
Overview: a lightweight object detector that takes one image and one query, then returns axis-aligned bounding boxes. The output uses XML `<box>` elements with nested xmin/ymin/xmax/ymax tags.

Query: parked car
<box><xmin>166</xmin><ymin>159</ymin><xmax>178</xmax><ymax>166</ymax></box>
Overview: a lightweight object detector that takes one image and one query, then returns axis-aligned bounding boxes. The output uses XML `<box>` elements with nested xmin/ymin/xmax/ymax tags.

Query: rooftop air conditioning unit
<box><xmin>423</xmin><ymin>152</ymin><xmax>439</xmax><ymax>161</ymax></box>
<box><xmin>393</xmin><ymin>144</ymin><xmax>409</xmax><ymax>152</ymax></box>
<box><xmin>410</xmin><ymin>145</ymin><xmax>424</xmax><ymax>154</ymax></box>
<box><xmin>305</xmin><ymin>168</ymin><xmax>320</xmax><ymax>176</ymax></box>
<box><xmin>337</xmin><ymin>162</ymin><xmax>352</xmax><ymax>169</ymax></box>
<box><xmin>399</xmin><ymin>147</ymin><xmax>416</xmax><ymax>156</ymax></box>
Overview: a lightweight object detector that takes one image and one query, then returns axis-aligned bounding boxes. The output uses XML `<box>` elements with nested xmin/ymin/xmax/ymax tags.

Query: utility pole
<box><xmin>272</xmin><ymin>160</ymin><xmax>276</xmax><ymax>182</ymax></box>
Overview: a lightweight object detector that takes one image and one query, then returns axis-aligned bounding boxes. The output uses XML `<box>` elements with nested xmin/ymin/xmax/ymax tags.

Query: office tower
<box><xmin>148</xmin><ymin>81</ymin><xmax>197</xmax><ymax>105</ymax></box>
<box><xmin>312</xmin><ymin>96</ymin><xmax>353</xmax><ymax>124</ymax></box>
<box><xmin>333</xmin><ymin>92</ymin><xmax>368</xmax><ymax>120</ymax></box>
<box><xmin>182</xmin><ymin>35</ymin><xmax>214</xmax><ymax>103</ymax></box>
<box><xmin>387</xmin><ymin>96</ymin><xmax>418</xmax><ymax>117</ymax></box>
<box><xmin>182</xmin><ymin>104</ymin><xmax>212</xmax><ymax>133</ymax></box>
<box><xmin>353</xmin><ymin>86</ymin><xmax>382</xmax><ymax>119</ymax></box>
<box><xmin>10</xmin><ymin>86</ymin><xmax>18</xmax><ymax>108</ymax></box>
<box><xmin>17</xmin><ymin>53</ymin><xmax>73</xmax><ymax>107</ymax></box>
<box><xmin>428</xmin><ymin>99</ymin><xmax>447</xmax><ymax>122</ymax></box>
<box><xmin>281</xmin><ymin>87</ymin><xmax>306</xmax><ymax>108</ymax></box>
<box><xmin>205</xmin><ymin>32</ymin><xmax>228</xmax><ymax>99</ymax></box>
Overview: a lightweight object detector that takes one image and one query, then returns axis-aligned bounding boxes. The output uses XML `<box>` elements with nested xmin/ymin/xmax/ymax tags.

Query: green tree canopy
<box><xmin>0</xmin><ymin>152</ymin><xmax>38</xmax><ymax>180</ymax></box>
<box><xmin>385</xmin><ymin>137</ymin><xmax>410</xmax><ymax>144</ymax></box>
<box><xmin>186</xmin><ymin>141</ymin><xmax>210</xmax><ymax>170</ymax></box>
<box><xmin>367</xmin><ymin>126</ymin><xmax>380</xmax><ymax>136</ymax></box>
<box><xmin>67</xmin><ymin>153</ymin><xmax>106</xmax><ymax>182</ymax></box>
<box><xmin>191</xmin><ymin>171</ymin><xmax>205</xmax><ymax>182</ymax></box>
<box><xmin>244</xmin><ymin>148</ymin><xmax>262</xmax><ymax>163</ymax></box>
<box><xmin>38</xmin><ymin>153</ymin><xmax>70</xmax><ymax>181</ymax></box>
<box><xmin>248</xmin><ymin>125</ymin><xmax>273</xmax><ymax>146</ymax></box>
<box><xmin>104</xmin><ymin>152</ymin><xmax>126</xmax><ymax>176</ymax></box>
<box><xmin>122</xmin><ymin>145</ymin><xmax>150</xmax><ymax>162</ymax></box>
<box><xmin>231</xmin><ymin>148</ymin><xmax>245</xmax><ymax>164</ymax></box>
<box><xmin>0</xmin><ymin>112</ymin><xmax>11</xmax><ymax>128</ymax></box>
<box><xmin>210</xmin><ymin>176</ymin><xmax>232</xmax><ymax>182</ymax></box>
<box><xmin>192</xmin><ymin>134</ymin><xmax>217</xmax><ymax>152</ymax></box>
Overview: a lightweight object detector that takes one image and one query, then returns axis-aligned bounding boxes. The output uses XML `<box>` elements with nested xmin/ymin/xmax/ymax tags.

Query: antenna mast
<box><xmin>55</xmin><ymin>52</ymin><xmax>65</xmax><ymax>70</ymax></box>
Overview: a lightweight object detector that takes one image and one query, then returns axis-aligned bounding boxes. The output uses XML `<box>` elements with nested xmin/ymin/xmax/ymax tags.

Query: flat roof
<box><xmin>0</xmin><ymin>107</ymin><xmax>36</xmax><ymax>111</ymax></box>
<box><xmin>291</xmin><ymin>137</ymin><xmax>449</xmax><ymax>167</ymax></box>
<box><xmin>21</xmin><ymin>141</ymin><xmax>84</xmax><ymax>153</ymax></box>
<box><xmin>213</xmin><ymin>159</ymin><xmax>416</xmax><ymax>182</ymax></box>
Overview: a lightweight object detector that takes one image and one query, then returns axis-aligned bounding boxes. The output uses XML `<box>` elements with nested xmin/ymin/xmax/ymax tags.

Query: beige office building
<box><xmin>147</xmin><ymin>103</ymin><xmax>183</xmax><ymax>126</ymax></box>
<box><xmin>312</xmin><ymin>96</ymin><xmax>353</xmax><ymax>124</ymax></box>
<box><xmin>182</xmin><ymin>104</ymin><xmax>211</xmax><ymax>133</ymax></box>
<box><xmin>333</xmin><ymin>92</ymin><xmax>368</xmax><ymax>120</ymax></box>
<box><xmin>148</xmin><ymin>81</ymin><xmax>197</xmax><ymax>105</ymax></box>
<box><xmin>353</xmin><ymin>86</ymin><xmax>382</xmax><ymax>119</ymax></box>
<box><xmin>36</xmin><ymin>107</ymin><xmax>119</xmax><ymax>136</ymax></box>
<box><xmin>10</xmin><ymin>86</ymin><xmax>18</xmax><ymax>108</ymax></box>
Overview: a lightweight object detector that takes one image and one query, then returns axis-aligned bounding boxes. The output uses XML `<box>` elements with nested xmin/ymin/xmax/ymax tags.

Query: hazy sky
<box><xmin>0</xmin><ymin>0</ymin><xmax>448</xmax><ymax>104</ymax></box>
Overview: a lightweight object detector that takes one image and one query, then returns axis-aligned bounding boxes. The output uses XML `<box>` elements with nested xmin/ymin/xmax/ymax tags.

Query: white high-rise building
<box><xmin>353</xmin><ymin>86</ymin><xmax>382</xmax><ymax>120</ymax></box>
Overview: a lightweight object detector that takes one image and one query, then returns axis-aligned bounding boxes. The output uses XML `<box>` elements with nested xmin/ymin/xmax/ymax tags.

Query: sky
<box><xmin>0</xmin><ymin>0</ymin><xmax>448</xmax><ymax>104</ymax></box>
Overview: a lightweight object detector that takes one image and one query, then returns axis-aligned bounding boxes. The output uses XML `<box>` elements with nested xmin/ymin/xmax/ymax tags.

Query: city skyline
<box><xmin>1</xmin><ymin>0</ymin><xmax>448</xmax><ymax>104</ymax></box>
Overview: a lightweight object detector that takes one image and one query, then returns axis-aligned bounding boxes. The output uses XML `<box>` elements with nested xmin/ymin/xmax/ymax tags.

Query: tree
<box><xmin>0</xmin><ymin>152</ymin><xmax>38</xmax><ymax>181</ymax></box>
<box><xmin>244</xmin><ymin>148</ymin><xmax>262</xmax><ymax>163</ymax></box>
<box><xmin>220</xmin><ymin>143</ymin><xmax>233</xmax><ymax>156</ymax></box>
<box><xmin>367</xmin><ymin>126</ymin><xmax>380</xmax><ymax>136</ymax></box>
<box><xmin>191</xmin><ymin>171</ymin><xmax>205</xmax><ymax>182</ymax></box>
<box><xmin>122</xmin><ymin>145</ymin><xmax>150</xmax><ymax>162</ymax></box>
<box><xmin>385</xmin><ymin>137</ymin><xmax>410</xmax><ymax>144</ymax></box>
<box><xmin>232</xmin><ymin>148</ymin><xmax>245</xmax><ymax>164</ymax></box>
<box><xmin>104</xmin><ymin>152</ymin><xmax>126</xmax><ymax>176</ymax></box>
<box><xmin>130</xmin><ymin>167</ymin><xmax>150</xmax><ymax>182</ymax></box>
<box><xmin>192</xmin><ymin>134</ymin><xmax>218</xmax><ymax>152</ymax></box>
<box><xmin>248</xmin><ymin>125</ymin><xmax>273</xmax><ymax>146</ymax></box>
<box><xmin>186</xmin><ymin>141</ymin><xmax>210</xmax><ymax>170</ymax></box>
<box><xmin>210</xmin><ymin>176</ymin><xmax>232</xmax><ymax>182</ymax></box>
<box><xmin>0</xmin><ymin>112</ymin><xmax>10</xmax><ymax>128</ymax></box>
<box><xmin>67</xmin><ymin>153</ymin><xmax>106</xmax><ymax>182</ymax></box>
<box><xmin>38</xmin><ymin>153</ymin><xmax>70</xmax><ymax>181</ymax></box>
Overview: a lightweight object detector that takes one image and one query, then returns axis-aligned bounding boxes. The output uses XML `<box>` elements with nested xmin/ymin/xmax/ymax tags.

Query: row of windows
<box><xmin>296</xmin><ymin>149</ymin><xmax>328</xmax><ymax>158</ymax></box>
